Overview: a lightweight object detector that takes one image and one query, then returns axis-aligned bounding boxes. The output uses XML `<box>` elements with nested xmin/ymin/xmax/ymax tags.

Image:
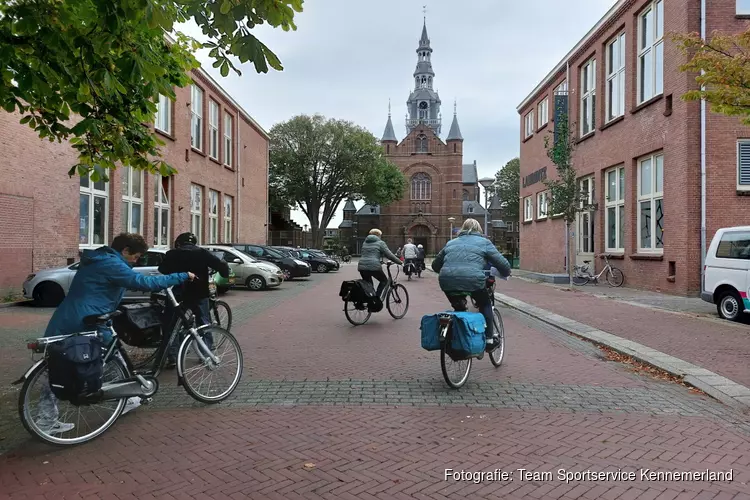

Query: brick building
<box><xmin>517</xmin><ymin>0</ymin><xmax>750</xmax><ymax>295</ymax></box>
<box><xmin>0</xmin><ymin>67</ymin><xmax>269</xmax><ymax>294</ymax></box>
<box><xmin>339</xmin><ymin>20</ymin><xmax>486</xmax><ymax>255</ymax></box>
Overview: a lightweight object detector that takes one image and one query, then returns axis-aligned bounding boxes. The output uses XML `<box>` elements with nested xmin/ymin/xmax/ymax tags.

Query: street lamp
<box><xmin>448</xmin><ymin>216</ymin><xmax>456</xmax><ymax>240</ymax></box>
<box><xmin>478</xmin><ymin>176</ymin><xmax>494</xmax><ymax>237</ymax></box>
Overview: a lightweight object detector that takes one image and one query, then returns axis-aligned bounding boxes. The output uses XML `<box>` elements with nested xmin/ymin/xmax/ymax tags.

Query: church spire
<box><xmin>382</xmin><ymin>99</ymin><xmax>397</xmax><ymax>142</ymax></box>
<box><xmin>406</xmin><ymin>11</ymin><xmax>441</xmax><ymax>136</ymax></box>
<box><xmin>446</xmin><ymin>99</ymin><xmax>463</xmax><ymax>141</ymax></box>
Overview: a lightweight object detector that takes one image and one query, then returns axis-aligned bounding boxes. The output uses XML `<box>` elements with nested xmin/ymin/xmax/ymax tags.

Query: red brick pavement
<box><xmin>501</xmin><ymin>278</ymin><xmax>750</xmax><ymax>388</ymax></box>
<box><xmin>1</xmin><ymin>406</ymin><xmax>748</xmax><ymax>499</ymax></box>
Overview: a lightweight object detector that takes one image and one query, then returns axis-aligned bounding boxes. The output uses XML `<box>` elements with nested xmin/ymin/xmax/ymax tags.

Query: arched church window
<box><xmin>462</xmin><ymin>189</ymin><xmax>469</xmax><ymax>201</ymax></box>
<box><xmin>415</xmin><ymin>134</ymin><xmax>428</xmax><ymax>153</ymax></box>
<box><xmin>411</xmin><ymin>172</ymin><xmax>431</xmax><ymax>200</ymax></box>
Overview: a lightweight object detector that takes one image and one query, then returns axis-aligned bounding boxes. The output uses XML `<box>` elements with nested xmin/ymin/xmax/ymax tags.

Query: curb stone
<box><xmin>494</xmin><ymin>291</ymin><xmax>750</xmax><ymax>413</ymax></box>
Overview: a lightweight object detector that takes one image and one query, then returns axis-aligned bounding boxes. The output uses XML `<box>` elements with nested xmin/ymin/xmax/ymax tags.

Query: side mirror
<box><xmin>232</xmin><ymin>258</ymin><xmax>243</xmax><ymax>264</ymax></box>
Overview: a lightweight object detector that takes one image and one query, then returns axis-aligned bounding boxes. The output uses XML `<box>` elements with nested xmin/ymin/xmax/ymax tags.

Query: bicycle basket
<box><xmin>112</xmin><ymin>303</ymin><xmax>164</xmax><ymax>348</ymax></box>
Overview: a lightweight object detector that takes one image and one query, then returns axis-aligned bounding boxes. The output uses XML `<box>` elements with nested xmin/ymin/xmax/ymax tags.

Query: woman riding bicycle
<box><xmin>431</xmin><ymin>218</ymin><xmax>511</xmax><ymax>352</ymax></box>
<box><xmin>358</xmin><ymin>228</ymin><xmax>402</xmax><ymax>301</ymax></box>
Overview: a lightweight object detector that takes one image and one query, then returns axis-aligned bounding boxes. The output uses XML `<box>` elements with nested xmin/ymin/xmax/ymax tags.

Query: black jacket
<box><xmin>158</xmin><ymin>244</ymin><xmax>230</xmax><ymax>301</ymax></box>
<box><xmin>417</xmin><ymin>248</ymin><xmax>426</xmax><ymax>259</ymax></box>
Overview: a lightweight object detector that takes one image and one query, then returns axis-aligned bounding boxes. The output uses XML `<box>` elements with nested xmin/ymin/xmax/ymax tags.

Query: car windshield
<box><xmin>264</xmin><ymin>247</ymin><xmax>285</xmax><ymax>259</ymax></box>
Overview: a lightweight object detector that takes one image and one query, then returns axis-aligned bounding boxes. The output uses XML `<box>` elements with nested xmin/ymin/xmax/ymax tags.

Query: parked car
<box><xmin>231</xmin><ymin>243</ymin><xmax>310</xmax><ymax>280</ymax></box>
<box><xmin>207</xmin><ymin>251</ymin><xmax>237</xmax><ymax>294</ymax></box>
<box><xmin>274</xmin><ymin>246</ymin><xmax>339</xmax><ymax>273</ymax></box>
<box><xmin>23</xmin><ymin>248</ymin><xmax>171</xmax><ymax>307</ymax></box>
<box><xmin>701</xmin><ymin>226</ymin><xmax>750</xmax><ymax>322</ymax></box>
<box><xmin>202</xmin><ymin>245</ymin><xmax>284</xmax><ymax>290</ymax></box>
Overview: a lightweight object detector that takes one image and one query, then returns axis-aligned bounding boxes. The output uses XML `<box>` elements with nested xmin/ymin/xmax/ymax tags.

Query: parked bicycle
<box><xmin>14</xmin><ymin>286</ymin><xmax>243</xmax><ymax>447</ymax></box>
<box><xmin>572</xmin><ymin>254</ymin><xmax>624</xmax><ymax>287</ymax></box>
<box><xmin>342</xmin><ymin>262</ymin><xmax>409</xmax><ymax>326</ymax></box>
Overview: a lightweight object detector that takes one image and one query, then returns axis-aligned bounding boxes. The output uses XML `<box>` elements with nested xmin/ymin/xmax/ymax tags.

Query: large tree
<box><xmin>0</xmin><ymin>0</ymin><xmax>302</xmax><ymax>181</ymax></box>
<box><xmin>489</xmin><ymin>157</ymin><xmax>520</xmax><ymax>221</ymax></box>
<box><xmin>269</xmin><ymin>114</ymin><xmax>406</xmax><ymax>248</ymax></box>
<box><xmin>673</xmin><ymin>29</ymin><xmax>750</xmax><ymax>124</ymax></box>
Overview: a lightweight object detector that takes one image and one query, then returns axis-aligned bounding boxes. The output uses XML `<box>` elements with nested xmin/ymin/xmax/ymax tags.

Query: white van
<box><xmin>702</xmin><ymin>226</ymin><xmax>750</xmax><ymax>322</ymax></box>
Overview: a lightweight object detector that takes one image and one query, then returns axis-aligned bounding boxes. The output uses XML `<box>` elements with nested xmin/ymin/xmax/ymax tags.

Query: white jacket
<box><xmin>403</xmin><ymin>243</ymin><xmax>418</xmax><ymax>259</ymax></box>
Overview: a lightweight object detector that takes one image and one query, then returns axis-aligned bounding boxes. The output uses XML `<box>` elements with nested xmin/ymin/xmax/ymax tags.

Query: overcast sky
<box><xmin>182</xmin><ymin>0</ymin><xmax>616</xmax><ymax>229</ymax></box>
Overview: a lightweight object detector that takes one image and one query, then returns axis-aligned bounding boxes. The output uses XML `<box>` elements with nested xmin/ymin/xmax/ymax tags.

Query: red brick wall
<box><xmin>518</xmin><ymin>0</ymin><xmax>750</xmax><ymax>295</ymax></box>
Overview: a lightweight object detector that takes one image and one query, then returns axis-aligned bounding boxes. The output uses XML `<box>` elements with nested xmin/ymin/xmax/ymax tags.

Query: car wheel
<box><xmin>717</xmin><ymin>289</ymin><xmax>744</xmax><ymax>322</ymax></box>
<box><xmin>316</xmin><ymin>263</ymin><xmax>327</xmax><ymax>273</ymax></box>
<box><xmin>33</xmin><ymin>282</ymin><xmax>65</xmax><ymax>307</ymax></box>
<box><xmin>282</xmin><ymin>269</ymin><xmax>292</xmax><ymax>281</ymax></box>
<box><xmin>246</xmin><ymin>275</ymin><xmax>266</xmax><ymax>291</ymax></box>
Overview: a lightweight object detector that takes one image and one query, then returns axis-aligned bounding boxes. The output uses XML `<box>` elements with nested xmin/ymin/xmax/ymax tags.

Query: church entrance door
<box><xmin>410</xmin><ymin>224</ymin><xmax>431</xmax><ymax>255</ymax></box>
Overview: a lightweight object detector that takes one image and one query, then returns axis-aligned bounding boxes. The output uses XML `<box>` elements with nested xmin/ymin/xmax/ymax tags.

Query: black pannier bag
<box><xmin>47</xmin><ymin>335</ymin><xmax>104</xmax><ymax>404</ymax></box>
<box><xmin>112</xmin><ymin>303</ymin><xmax>163</xmax><ymax>348</ymax></box>
<box><xmin>339</xmin><ymin>280</ymin><xmax>379</xmax><ymax>311</ymax></box>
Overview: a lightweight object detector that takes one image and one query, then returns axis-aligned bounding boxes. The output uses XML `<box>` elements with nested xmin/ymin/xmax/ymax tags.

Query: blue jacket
<box><xmin>431</xmin><ymin>231</ymin><xmax>511</xmax><ymax>292</ymax></box>
<box><xmin>44</xmin><ymin>246</ymin><xmax>189</xmax><ymax>337</ymax></box>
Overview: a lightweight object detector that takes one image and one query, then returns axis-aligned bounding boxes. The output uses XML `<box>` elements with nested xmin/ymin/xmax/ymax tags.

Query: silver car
<box><xmin>202</xmin><ymin>245</ymin><xmax>284</xmax><ymax>290</ymax></box>
<box><xmin>22</xmin><ymin>249</ymin><xmax>169</xmax><ymax>307</ymax></box>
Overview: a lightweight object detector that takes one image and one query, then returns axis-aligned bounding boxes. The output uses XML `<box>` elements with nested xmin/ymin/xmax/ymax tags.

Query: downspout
<box><xmin>236</xmin><ymin>108</ymin><xmax>241</xmax><ymax>243</ymax></box>
<box><xmin>700</xmin><ymin>0</ymin><xmax>707</xmax><ymax>292</ymax></box>
<box><xmin>564</xmin><ymin>60</ymin><xmax>571</xmax><ymax>273</ymax></box>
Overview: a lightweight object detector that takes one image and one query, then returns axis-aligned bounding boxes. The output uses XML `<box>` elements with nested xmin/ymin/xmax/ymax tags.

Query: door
<box><xmin>575</xmin><ymin>176</ymin><xmax>595</xmax><ymax>269</ymax></box>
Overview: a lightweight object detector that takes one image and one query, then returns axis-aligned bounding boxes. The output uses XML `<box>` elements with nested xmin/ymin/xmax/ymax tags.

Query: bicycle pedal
<box><xmin>140</xmin><ymin>397</ymin><xmax>153</xmax><ymax>405</ymax></box>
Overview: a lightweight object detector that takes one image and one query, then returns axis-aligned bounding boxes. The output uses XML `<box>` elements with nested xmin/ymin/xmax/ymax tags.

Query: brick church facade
<box><xmin>339</xmin><ymin>20</ymin><xmax>486</xmax><ymax>256</ymax></box>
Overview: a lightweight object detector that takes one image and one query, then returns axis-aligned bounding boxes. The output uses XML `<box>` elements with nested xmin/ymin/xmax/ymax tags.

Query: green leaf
<box><xmin>220</xmin><ymin>0</ymin><xmax>232</xmax><ymax>15</ymax></box>
<box><xmin>220</xmin><ymin>60</ymin><xmax>229</xmax><ymax>77</ymax></box>
<box><xmin>19</xmin><ymin>115</ymin><xmax>32</xmax><ymax>125</ymax></box>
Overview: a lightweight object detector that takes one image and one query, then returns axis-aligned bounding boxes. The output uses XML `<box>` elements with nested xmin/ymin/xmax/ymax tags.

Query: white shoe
<box><xmin>122</xmin><ymin>397</ymin><xmax>141</xmax><ymax>415</ymax></box>
<box><xmin>37</xmin><ymin>420</ymin><xmax>75</xmax><ymax>434</ymax></box>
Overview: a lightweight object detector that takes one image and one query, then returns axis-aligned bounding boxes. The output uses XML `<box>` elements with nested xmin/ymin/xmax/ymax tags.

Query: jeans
<box><xmin>446</xmin><ymin>288</ymin><xmax>494</xmax><ymax>339</ymax></box>
<box><xmin>165</xmin><ymin>298</ymin><xmax>211</xmax><ymax>361</ymax></box>
<box><xmin>360</xmin><ymin>269</ymin><xmax>388</xmax><ymax>300</ymax></box>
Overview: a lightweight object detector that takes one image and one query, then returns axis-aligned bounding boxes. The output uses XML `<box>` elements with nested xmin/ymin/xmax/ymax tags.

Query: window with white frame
<box><xmin>555</xmin><ymin>80</ymin><xmax>568</xmax><ymax>95</ymax></box>
<box><xmin>605</xmin><ymin>166</ymin><xmax>625</xmax><ymax>251</ymax></box>
<box><xmin>153</xmin><ymin>175</ymin><xmax>170</xmax><ymax>248</ymax></box>
<box><xmin>524</xmin><ymin>111</ymin><xmax>534</xmax><ymax>138</ymax></box>
<box><xmin>121</xmin><ymin>167</ymin><xmax>143</xmax><ymax>234</ymax></box>
<box><xmin>208</xmin><ymin>190</ymin><xmax>219</xmax><ymax>243</ymax></box>
<box><xmin>223</xmin><ymin>195</ymin><xmax>233</xmax><ymax>243</ymax></box>
<box><xmin>606</xmin><ymin>33</ymin><xmax>626</xmax><ymax>121</ymax></box>
<box><xmin>737</xmin><ymin>140</ymin><xmax>750</xmax><ymax>190</ymax></box>
<box><xmin>537</xmin><ymin>99</ymin><xmax>548</xmax><ymax>128</ymax></box>
<box><xmin>79</xmin><ymin>173</ymin><xmax>109</xmax><ymax>248</ymax></box>
<box><xmin>638</xmin><ymin>0</ymin><xmax>664</xmax><ymax>103</ymax></box>
<box><xmin>739</xmin><ymin>0</ymin><xmax>750</xmax><ymax>14</ymax></box>
<box><xmin>154</xmin><ymin>94</ymin><xmax>172</xmax><ymax>135</ymax></box>
<box><xmin>638</xmin><ymin>153</ymin><xmax>664</xmax><ymax>252</ymax></box>
<box><xmin>580</xmin><ymin>59</ymin><xmax>596</xmax><ymax>135</ymax></box>
<box><xmin>536</xmin><ymin>191</ymin><xmax>548</xmax><ymax>220</ymax></box>
<box><xmin>224</xmin><ymin>112</ymin><xmax>233</xmax><ymax>167</ymax></box>
<box><xmin>190</xmin><ymin>184</ymin><xmax>203</xmax><ymax>243</ymax></box>
<box><xmin>208</xmin><ymin>100</ymin><xmax>219</xmax><ymax>159</ymax></box>
<box><xmin>190</xmin><ymin>85</ymin><xmax>203</xmax><ymax>150</ymax></box>
<box><xmin>411</xmin><ymin>172</ymin><xmax>431</xmax><ymax>200</ymax></box>
<box><xmin>523</xmin><ymin>196</ymin><xmax>533</xmax><ymax>221</ymax></box>
<box><xmin>578</xmin><ymin>176</ymin><xmax>595</xmax><ymax>254</ymax></box>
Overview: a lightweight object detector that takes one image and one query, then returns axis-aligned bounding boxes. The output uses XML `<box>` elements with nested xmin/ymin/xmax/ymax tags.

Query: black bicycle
<box><xmin>343</xmin><ymin>262</ymin><xmax>409</xmax><ymax>325</ymax></box>
<box><xmin>14</xmin><ymin>286</ymin><xmax>243</xmax><ymax>446</ymax></box>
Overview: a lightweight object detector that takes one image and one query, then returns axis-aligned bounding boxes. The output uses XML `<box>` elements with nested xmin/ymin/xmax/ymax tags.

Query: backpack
<box><xmin>46</xmin><ymin>335</ymin><xmax>104</xmax><ymax>405</ymax></box>
<box><xmin>111</xmin><ymin>303</ymin><xmax>163</xmax><ymax>348</ymax></box>
<box><xmin>445</xmin><ymin>312</ymin><xmax>486</xmax><ymax>361</ymax></box>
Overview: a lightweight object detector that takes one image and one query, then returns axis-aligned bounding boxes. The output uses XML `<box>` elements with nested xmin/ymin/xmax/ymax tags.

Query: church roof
<box><xmin>409</xmin><ymin>87</ymin><xmax>440</xmax><ymax>102</ymax></box>
<box><xmin>462</xmin><ymin>200</ymin><xmax>487</xmax><ymax>215</ymax></box>
<box><xmin>338</xmin><ymin>220</ymin><xmax>353</xmax><ymax>229</ymax></box>
<box><xmin>382</xmin><ymin>115</ymin><xmax>397</xmax><ymax>142</ymax></box>
<box><xmin>446</xmin><ymin>114</ymin><xmax>463</xmax><ymax>141</ymax></box>
<box><xmin>420</xmin><ymin>21</ymin><xmax>430</xmax><ymax>47</ymax></box>
<box><xmin>342</xmin><ymin>199</ymin><xmax>357</xmax><ymax>212</ymax></box>
<box><xmin>488</xmin><ymin>193</ymin><xmax>502</xmax><ymax>210</ymax></box>
<box><xmin>462</xmin><ymin>162</ymin><xmax>478</xmax><ymax>184</ymax></box>
<box><xmin>356</xmin><ymin>204</ymin><xmax>380</xmax><ymax>216</ymax></box>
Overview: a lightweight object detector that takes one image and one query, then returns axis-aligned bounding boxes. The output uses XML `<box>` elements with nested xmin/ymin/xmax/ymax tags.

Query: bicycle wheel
<box><xmin>386</xmin><ymin>284</ymin><xmax>409</xmax><ymax>319</ymax></box>
<box><xmin>210</xmin><ymin>300</ymin><xmax>233</xmax><ymax>351</ymax></box>
<box><xmin>572</xmin><ymin>270</ymin><xmax>589</xmax><ymax>286</ymax></box>
<box><xmin>489</xmin><ymin>308</ymin><xmax>505</xmax><ymax>367</ymax></box>
<box><xmin>180</xmin><ymin>326</ymin><xmax>243</xmax><ymax>404</ymax></box>
<box><xmin>440</xmin><ymin>334</ymin><xmax>472</xmax><ymax>389</ymax></box>
<box><xmin>19</xmin><ymin>357</ymin><xmax>128</xmax><ymax>446</ymax></box>
<box><xmin>607</xmin><ymin>267</ymin><xmax>624</xmax><ymax>287</ymax></box>
<box><xmin>344</xmin><ymin>300</ymin><xmax>371</xmax><ymax>326</ymax></box>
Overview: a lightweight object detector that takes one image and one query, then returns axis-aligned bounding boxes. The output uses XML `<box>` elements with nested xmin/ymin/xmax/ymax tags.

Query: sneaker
<box><xmin>485</xmin><ymin>335</ymin><xmax>499</xmax><ymax>352</ymax></box>
<box><xmin>37</xmin><ymin>420</ymin><xmax>75</xmax><ymax>435</ymax></box>
<box><xmin>122</xmin><ymin>397</ymin><xmax>141</xmax><ymax>416</ymax></box>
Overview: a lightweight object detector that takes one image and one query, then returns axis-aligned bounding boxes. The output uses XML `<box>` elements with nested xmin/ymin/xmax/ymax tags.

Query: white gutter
<box><xmin>236</xmin><ymin>107</ymin><xmax>241</xmax><ymax>242</ymax></box>
<box><xmin>700</xmin><ymin>0</ymin><xmax>707</xmax><ymax>291</ymax></box>
<box><xmin>516</xmin><ymin>0</ymin><xmax>627</xmax><ymax>112</ymax></box>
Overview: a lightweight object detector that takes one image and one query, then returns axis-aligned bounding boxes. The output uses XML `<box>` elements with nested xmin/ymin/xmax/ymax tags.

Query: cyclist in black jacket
<box><xmin>158</xmin><ymin>232</ymin><xmax>230</xmax><ymax>367</ymax></box>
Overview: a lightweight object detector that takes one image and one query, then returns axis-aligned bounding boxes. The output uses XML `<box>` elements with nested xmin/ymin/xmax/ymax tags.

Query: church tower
<box><xmin>405</xmin><ymin>18</ymin><xmax>441</xmax><ymax>136</ymax></box>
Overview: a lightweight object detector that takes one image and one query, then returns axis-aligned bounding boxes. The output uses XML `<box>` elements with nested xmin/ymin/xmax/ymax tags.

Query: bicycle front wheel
<box><xmin>386</xmin><ymin>284</ymin><xmax>409</xmax><ymax>319</ymax></box>
<box><xmin>180</xmin><ymin>326</ymin><xmax>243</xmax><ymax>404</ymax></box>
<box><xmin>607</xmin><ymin>267</ymin><xmax>624</xmax><ymax>287</ymax></box>
<box><xmin>489</xmin><ymin>308</ymin><xmax>505</xmax><ymax>367</ymax></box>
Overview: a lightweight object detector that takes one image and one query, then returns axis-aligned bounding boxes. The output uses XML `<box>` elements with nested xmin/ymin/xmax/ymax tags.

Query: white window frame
<box><xmin>224</xmin><ymin>195</ymin><xmax>233</xmax><ymax>243</ymax></box>
<box><xmin>208</xmin><ymin>189</ymin><xmax>219</xmax><ymax>244</ymax></box>
<box><xmin>411</xmin><ymin>173</ymin><xmax>432</xmax><ymax>200</ymax></box>
<box><xmin>79</xmin><ymin>175</ymin><xmax>109</xmax><ymax>249</ymax></box>
<box><xmin>739</xmin><ymin>0</ymin><xmax>750</xmax><ymax>15</ymax></box>
<box><xmin>638</xmin><ymin>0</ymin><xmax>664</xmax><ymax>104</ymax></box>
<box><xmin>637</xmin><ymin>153</ymin><xmax>664</xmax><ymax>253</ymax></box>
<box><xmin>578</xmin><ymin>176</ymin><xmax>596</xmax><ymax>254</ymax></box>
<box><xmin>224</xmin><ymin>112</ymin><xmax>233</xmax><ymax>167</ymax></box>
<box><xmin>121</xmin><ymin>167</ymin><xmax>144</xmax><ymax>234</ymax></box>
<box><xmin>153</xmin><ymin>175</ymin><xmax>170</xmax><ymax>249</ymax></box>
<box><xmin>208</xmin><ymin>100</ymin><xmax>219</xmax><ymax>160</ymax></box>
<box><xmin>523</xmin><ymin>196</ymin><xmax>533</xmax><ymax>222</ymax></box>
<box><xmin>606</xmin><ymin>33</ymin><xmax>626</xmax><ymax>122</ymax></box>
<box><xmin>555</xmin><ymin>80</ymin><xmax>568</xmax><ymax>94</ymax></box>
<box><xmin>190</xmin><ymin>184</ymin><xmax>203</xmax><ymax>244</ymax></box>
<box><xmin>524</xmin><ymin>111</ymin><xmax>534</xmax><ymax>138</ymax></box>
<box><xmin>737</xmin><ymin>140</ymin><xmax>750</xmax><ymax>191</ymax></box>
<box><xmin>536</xmin><ymin>191</ymin><xmax>548</xmax><ymax>220</ymax></box>
<box><xmin>190</xmin><ymin>85</ymin><xmax>203</xmax><ymax>150</ymax></box>
<box><xmin>580</xmin><ymin>58</ymin><xmax>596</xmax><ymax>136</ymax></box>
<box><xmin>605</xmin><ymin>166</ymin><xmax>625</xmax><ymax>252</ymax></box>
<box><xmin>537</xmin><ymin>99</ymin><xmax>548</xmax><ymax>128</ymax></box>
<box><xmin>155</xmin><ymin>94</ymin><xmax>172</xmax><ymax>135</ymax></box>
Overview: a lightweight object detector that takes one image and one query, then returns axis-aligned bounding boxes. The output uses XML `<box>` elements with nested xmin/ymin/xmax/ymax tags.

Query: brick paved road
<box><xmin>1</xmin><ymin>262</ymin><xmax>749</xmax><ymax>499</ymax></box>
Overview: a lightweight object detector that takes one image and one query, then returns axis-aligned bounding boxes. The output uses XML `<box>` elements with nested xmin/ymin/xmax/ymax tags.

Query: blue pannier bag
<box><xmin>449</xmin><ymin>312</ymin><xmax>486</xmax><ymax>359</ymax></box>
<box><xmin>420</xmin><ymin>313</ymin><xmax>442</xmax><ymax>351</ymax></box>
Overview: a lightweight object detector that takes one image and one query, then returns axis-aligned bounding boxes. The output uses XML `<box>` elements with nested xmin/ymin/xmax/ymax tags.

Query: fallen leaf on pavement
<box><xmin>303</xmin><ymin>462</ymin><xmax>316</xmax><ymax>470</ymax></box>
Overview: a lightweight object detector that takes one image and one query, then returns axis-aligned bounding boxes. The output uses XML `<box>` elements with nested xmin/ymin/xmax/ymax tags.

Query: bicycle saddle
<box><xmin>83</xmin><ymin>310</ymin><xmax>123</xmax><ymax>326</ymax></box>
<box><xmin>583</xmin><ymin>260</ymin><xmax>591</xmax><ymax>264</ymax></box>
